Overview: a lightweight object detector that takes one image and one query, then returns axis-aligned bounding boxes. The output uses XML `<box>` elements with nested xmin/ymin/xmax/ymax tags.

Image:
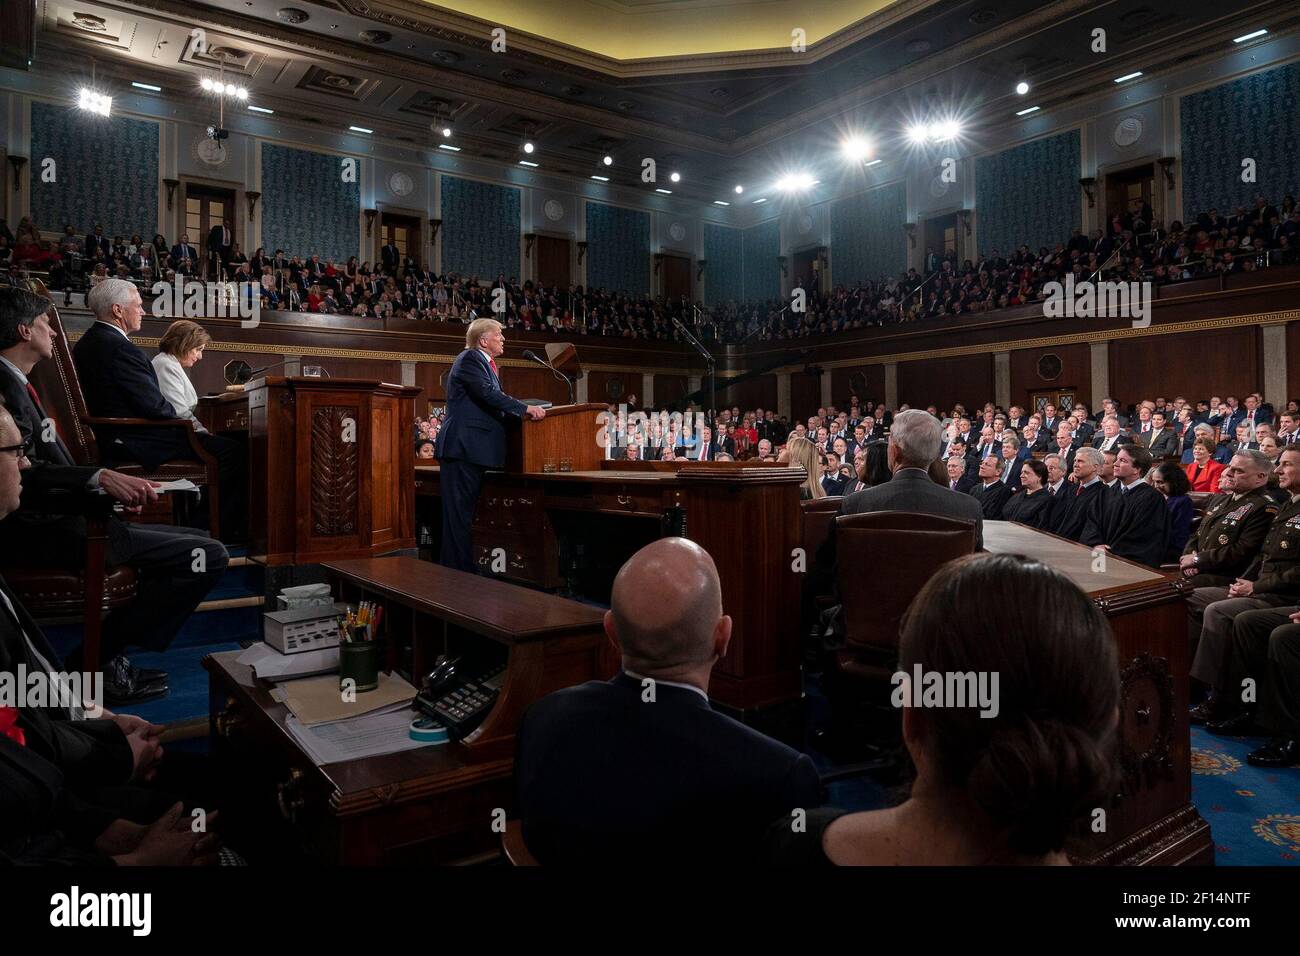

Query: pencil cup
<box><xmin>340</xmin><ymin>632</ymin><xmax>381</xmax><ymax>692</ymax></box>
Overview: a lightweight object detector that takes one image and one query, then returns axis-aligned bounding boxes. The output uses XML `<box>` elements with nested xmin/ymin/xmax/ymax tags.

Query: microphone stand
<box><xmin>672</xmin><ymin>314</ymin><xmax>715</xmax><ymax>420</ymax></box>
<box><xmin>523</xmin><ymin>350</ymin><xmax>574</xmax><ymax>405</ymax></box>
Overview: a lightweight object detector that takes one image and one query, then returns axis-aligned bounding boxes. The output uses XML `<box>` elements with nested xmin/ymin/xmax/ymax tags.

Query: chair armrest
<box><xmin>82</xmin><ymin>416</ymin><xmax>217</xmax><ymax>468</ymax></box>
<box><xmin>19</xmin><ymin>486</ymin><xmax>119</xmax><ymax>518</ymax></box>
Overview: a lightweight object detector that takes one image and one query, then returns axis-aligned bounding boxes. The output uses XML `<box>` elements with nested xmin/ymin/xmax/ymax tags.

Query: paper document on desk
<box><xmin>284</xmin><ymin>709</ymin><xmax>435</xmax><ymax>766</ymax></box>
<box><xmin>281</xmin><ymin>671</ymin><xmax>417</xmax><ymax>726</ymax></box>
<box><xmin>237</xmin><ymin>642</ymin><xmax>338</xmax><ymax>681</ymax></box>
<box><xmin>151</xmin><ymin>479</ymin><xmax>199</xmax><ymax>493</ymax></box>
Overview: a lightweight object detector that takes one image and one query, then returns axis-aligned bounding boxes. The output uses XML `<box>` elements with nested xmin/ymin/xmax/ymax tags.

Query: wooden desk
<box><xmin>196</xmin><ymin>390</ymin><xmax>250</xmax><ymax>434</ymax></box>
<box><xmin>415</xmin><ymin>461</ymin><xmax>806</xmax><ymax>724</ymax></box>
<box><xmin>205</xmin><ymin>556</ymin><xmax>607</xmax><ymax>864</ymax></box>
<box><xmin>982</xmin><ymin>521</ymin><xmax>1212</xmax><ymax>866</ymax></box>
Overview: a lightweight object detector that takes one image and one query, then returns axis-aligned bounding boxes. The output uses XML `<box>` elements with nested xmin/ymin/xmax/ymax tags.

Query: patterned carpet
<box><xmin>1190</xmin><ymin>725</ymin><xmax>1300</xmax><ymax>865</ymax></box>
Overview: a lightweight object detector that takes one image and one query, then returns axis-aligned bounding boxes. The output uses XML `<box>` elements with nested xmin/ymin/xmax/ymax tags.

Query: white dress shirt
<box><xmin>151</xmin><ymin>351</ymin><xmax>206</xmax><ymax>433</ymax></box>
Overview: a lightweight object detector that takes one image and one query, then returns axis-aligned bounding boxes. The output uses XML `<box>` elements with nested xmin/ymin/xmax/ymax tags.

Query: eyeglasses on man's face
<box><xmin>0</xmin><ymin>439</ymin><xmax>32</xmax><ymax>463</ymax></box>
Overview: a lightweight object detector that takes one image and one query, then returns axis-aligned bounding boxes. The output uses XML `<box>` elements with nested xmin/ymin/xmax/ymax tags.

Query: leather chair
<box><xmin>501</xmin><ymin>819</ymin><xmax>539</xmax><ymax>866</ymax></box>
<box><xmin>25</xmin><ymin>282</ymin><xmax>221</xmax><ymax>536</ymax></box>
<box><xmin>820</xmin><ymin>511</ymin><xmax>977</xmax><ymax>761</ymax></box>
<box><xmin>799</xmin><ymin>496</ymin><xmax>842</xmax><ymax>652</ymax></box>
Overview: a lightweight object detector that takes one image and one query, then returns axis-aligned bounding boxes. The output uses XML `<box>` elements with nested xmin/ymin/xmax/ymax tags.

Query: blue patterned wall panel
<box><xmin>585</xmin><ymin>202</ymin><xmax>649</xmax><ymax>294</ymax></box>
<box><xmin>975</xmin><ymin>129</ymin><xmax>1081</xmax><ymax>256</ymax></box>
<box><xmin>440</xmin><ymin>175</ymin><xmax>521</xmax><ymax>279</ymax></box>
<box><xmin>742</xmin><ymin>218</ymin><xmax>781</xmax><ymax>302</ymax></box>
<box><xmin>703</xmin><ymin>223</ymin><xmax>742</xmax><ymax>306</ymax></box>
<box><xmin>830</xmin><ymin>181</ymin><xmax>907</xmax><ymax>285</ymax></box>
<box><xmin>1181</xmin><ymin>61</ymin><xmax>1300</xmax><ymax>219</ymax></box>
<box><xmin>30</xmin><ymin>102</ymin><xmax>158</xmax><ymax>237</ymax></box>
<box><xmin>261</xmin><ymin>144</ymin><xmax>359</xmax><ymax>263</ymax></box>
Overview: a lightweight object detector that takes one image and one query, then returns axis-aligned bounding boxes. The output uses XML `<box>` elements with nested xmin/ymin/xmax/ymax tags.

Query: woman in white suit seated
<box><xmin>151</xmin><ymin>319</ymin><xmax>211</xmax><ymax>433</ymax></box>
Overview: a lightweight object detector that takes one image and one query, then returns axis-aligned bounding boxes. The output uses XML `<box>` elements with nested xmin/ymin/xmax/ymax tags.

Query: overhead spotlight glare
<box><xmin>590</xmin><ymin>175</ymin><xmax>609</xmax><ymax>182</ymax></box>
<box><xmin>1015</xmin><ymin>81</ymin><xmax>1030</xmax><ymax>95</ymax></box>
<box><xmin>200</xmin><ymin>78</ymin><xmax>215</xmax><ymax>91</ymax></box>
<box><xmin>523</xmin><ymin>141</ymin><xmax>535</xmax><ymax>154</ymax></box>
<box><xmin>602</xmin><ymin>155</ymin><xmax>613</xmax><ymax>166</ymax></box>
<box><xmin>1233</xmin><ymin>28</ymin><xmax>1268</xmax><ymax>43</ymax></box>
<box><xmin>713</xmin><ymin>200</ymin><xmax>730</xmax><ymax>206</ymax></box>
<box><xmin>906</xmin><ymin>122</ymin><xmax>930</xmax><ymax>145</ymax></box>
<box><xmin>934</xmin><ymin>120</ymin><xmax>962</xmax><ymax>141</ymax></box>
<box><xmin>438</xmin><ymin>144</ymin><xmax>461</xmax><ymax>151</ymax></box>
<box><xmin>1114</xmin><ymin>71</ymin><xmax>1143</xmax><ymax>83</ymax></box>
<box><xmin>670</xmin><ymin>171</ymin><xmax>681</xmax><ymax>183</ymax></box>
<box><xmin>752</xmin><ymin>197</ymin><xmax>767</xmax><ymax>204</ymax></box>
<box><xmin>349</xmin><ymin>126</ymin><xmax>373</xmax><ymax>134</ymax></box>
<box><xmin>519</xmin><ymin>160</ymin><xmax>539</xmax><ymax>167</ymax></box>
<box><xmin>864</xmin><ymin>159</ymin><xmax>883</xmax><ymax>167</ymax></box>
<box><xmin>776</xmin><ymin>173</ymin><xmax>815</xmax><ymax>192</ymax></box>
<box><xmin>235</xmin><ymin>87</ymin><xmax>248</xmax><ymax>101</ymax></box>
<box><xmin>1015</xmin><ymin>105</ymin><xmax>1041</xmax><ymax>116</ymax></box>
<box><xmin>77</xmin><ymin>89</ymin><xmax>112</xmax><ymax>117</ymax></box>
<box><xmin>441</xmin><ymin>127</ymin><xmax>452</xmax><ymax>137</ymax></box>
<box><xmin>132</xmin><ymin>82</ymin><xmax>162</xmax><ymax>92</ymax></box>
<box><xmin>655</xmin><ymin>188</ymin><xmax>672</xmax><ymax>194</ymax></box>
<box><xmin>734</xmin><ymin>184</ymin><xmax>743</xmax><ymax>194</ymax></box>
<box><xmin>248</xmin><ymin>105</ymin><xmax>274</xmax><ymax>114</ymax></box>
<box><xmin>840</xmin><ymin>136</ymin><xmax>873</xmax><ymax>162</ymax></box>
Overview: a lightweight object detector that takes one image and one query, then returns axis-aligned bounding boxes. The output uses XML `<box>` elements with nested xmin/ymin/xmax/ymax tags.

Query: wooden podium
<box><xmin>505</xmin><ymin>402</ymin><xmax>607</xmax><ymax>473</ymax></box>
<box><xmin>248</xmin><ymin>376</ymin><xmax>421</xmax><ymax>565</ymax></box>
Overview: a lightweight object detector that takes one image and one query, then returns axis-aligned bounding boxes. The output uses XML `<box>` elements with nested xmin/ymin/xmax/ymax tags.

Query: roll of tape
<box><xmin>409</xmin><ymin>716</ymin><xmax>449</xmax><ymax>743</ymax></box>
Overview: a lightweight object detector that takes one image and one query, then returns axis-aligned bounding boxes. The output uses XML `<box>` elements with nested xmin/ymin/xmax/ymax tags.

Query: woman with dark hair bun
<box><xmin>769</xmin><ymin>553</ymin><xmax>1119</xmax><ymax>865</ymax></box>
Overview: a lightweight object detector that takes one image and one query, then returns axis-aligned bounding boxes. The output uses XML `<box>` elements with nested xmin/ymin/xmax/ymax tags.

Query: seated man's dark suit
<box><xmin>170</xmin><ymin>244</ymin><xmax>198</xmax><ymax>273</ymax></box>
<box><xmin>0</xmin><ymin>361</ymin><xmax>227</xmax><ymax>660</ymax></box>
<box><xmin>969</xmin><ymin>479</ymin><xmax>1011</xmax><ymax>520</ymax></box>
<box><xmin>71</xmin><ymin>322</ymin><xmax>245</xmax><ymax>536</ymax></box>
<box><xmin>514</xmin><ymin>672</ymin><xmax>821</xmax><ymax>864</ymax></box>
<box><xmin>434</xmin><ymin>347</ymin><xmax>527</xmax><ymax>573</ymax></box>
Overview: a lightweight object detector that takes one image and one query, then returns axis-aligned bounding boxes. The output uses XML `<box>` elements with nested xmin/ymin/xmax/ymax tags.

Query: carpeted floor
<box><xmin>1189</xmin><ymin>725</ymin><xmax>1300</xmax><ymax>864</ymax></box>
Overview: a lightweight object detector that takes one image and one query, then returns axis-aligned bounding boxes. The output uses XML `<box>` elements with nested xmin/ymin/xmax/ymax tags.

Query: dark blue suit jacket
<box><xmin>71</xmin><ymin>322</ymin><xmax>181</xmax><ymax>469</ymax></box>
<box><xmin>514</xmin><ymin>672</ymin><xmax>821</xmax><ymax>865</ymax></box>
<box><xmin>434</xmin><ymin>348</ymin><xmax>526</xmax><ymax>468</ymax></box>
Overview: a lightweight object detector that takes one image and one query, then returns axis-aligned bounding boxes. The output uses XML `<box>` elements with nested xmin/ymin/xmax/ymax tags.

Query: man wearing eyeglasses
<box><xmin>0</xmin><ymin>288</ymin><xmax>228</xmax><ymax>705</ymax></box>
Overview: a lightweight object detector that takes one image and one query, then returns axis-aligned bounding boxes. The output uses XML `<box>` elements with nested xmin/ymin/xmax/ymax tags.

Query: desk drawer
<box><xmin>212</xmin><ymin>405</ymin><xmax>249</xmax><ymax>432</ymax></box>
<box><xmin>592</xmin><ymin>485</ymin><xmax>665</xmax><ymax>517</ymax></box>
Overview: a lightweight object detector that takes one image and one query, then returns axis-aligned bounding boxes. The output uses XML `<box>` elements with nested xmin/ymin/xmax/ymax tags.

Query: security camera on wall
<box><xmin>206</xmin><ymin>125</ymin><xmax>230</xmax><ymax>141</ymax></box>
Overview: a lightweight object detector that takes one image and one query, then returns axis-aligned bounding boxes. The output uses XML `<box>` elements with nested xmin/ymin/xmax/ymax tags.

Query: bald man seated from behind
<box><xmin>514</xmin><ymin>538</ymin><xmax>821</xmax><ymax>865</ymax></box>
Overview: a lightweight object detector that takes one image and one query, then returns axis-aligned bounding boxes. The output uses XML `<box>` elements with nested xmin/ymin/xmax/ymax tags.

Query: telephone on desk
<box><xmin>414</xmin><ymin>652</ymin><xmax>507</xmax><ymax>741</ymax></box>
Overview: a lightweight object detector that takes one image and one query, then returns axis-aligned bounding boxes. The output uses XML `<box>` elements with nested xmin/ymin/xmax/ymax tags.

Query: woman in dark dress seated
<box><xmin>767</xmin><ymin>553</ymin><xmax>1119</xmax><ymax>865</ymax></box>
<box><xmin>1150</xmin><ymin>460</ymin><xmax>1194</xmax><ymax>563</ymax></box>
<box><xmin>999</xmin><ymin>458</ymin><xmax>1051</xmax><ymax>529</ymax></box>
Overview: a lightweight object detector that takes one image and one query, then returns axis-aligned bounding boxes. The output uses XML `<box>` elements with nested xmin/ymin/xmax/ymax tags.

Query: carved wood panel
<box><xmin>311</xmin><ymin>405</ymin><xmax>360</xmax><ymax>536</ymax></box>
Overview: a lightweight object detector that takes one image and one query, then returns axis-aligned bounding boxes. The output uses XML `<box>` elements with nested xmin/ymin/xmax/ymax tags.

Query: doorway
<box><xmin>1104</xmin><ymin>164</ymin><xmax>1155</xmax><ymax>236</ymax></box>
<box><xmin>923</xmin><ymin>213</ymin><xmax>958</xmax><ymax>271</ymax></box>
<box><xmin>1029</xmin><ymin>389</ymin><xmax>1078</xmax><ymax>418</ymax></box>
<box><xmin>791</xmin><ymin>247</ymin><xmax>817</xmax><ymax>294</ymax></box>
<box><xmin>661</xmin><ymin>254</ymin><xmax>691</xmax><ymax>301</ymax></box>
<box><xmin>182</xmin><ymin>183</ymin><xmax>237</xmax><ymax>278</ymax></box>
<box><xmin>536</xmin><ymin>235</ymin><xmax>570</xmax><ymax>288</ymax></box>
<box><xmin>380</xmin><ymin>212</ymin><xmax>422</xmax><ymax>270</ymax></box>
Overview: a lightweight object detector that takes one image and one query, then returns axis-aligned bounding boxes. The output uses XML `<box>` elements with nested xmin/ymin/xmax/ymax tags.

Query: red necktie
<box><xmin>1075</xmin><ymin>484</ymin><xmax>1083</xmax><ymax>497</ymax></box>
<box><xmin>488</xmin><ymin>357</ymin><xmax>499</xmax><ymax>379</ymax></box>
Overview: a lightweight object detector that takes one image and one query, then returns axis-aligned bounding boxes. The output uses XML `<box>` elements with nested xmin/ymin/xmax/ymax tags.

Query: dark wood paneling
<box><xmin>654</xmin><ymin>374</ymin><xmax>688</xmax><ymax>410</ymax></box>
<box><xmin>536</xmin><ymin>236</ymin><xmax>570</xmax><ymax>289</ymax></box>
<box><xmin>662</xmin><ymin>255</ymin><xmax>691</xmax><ymax>302</ymax></box>
<box><xmin>186</xmin><ymin>350</ymin><xmax>270</xmax><ymax>394</ymax></box>
<box><xmin>499</xmin><ymin>365</ymin><xmax>570</xmax><ymax>406</ymax></box>
<box><xmin>301</xmin><ymin>356</ymin><xmax>402</xmax><ymax>384</ymax></box>
<box><xmin>415</xmin><ymin>361</ymin><xmax>450</xmax><ymax>409</ymax></box>
<box><xmin>898</xmin><ymin>354</ymin><xmax>993</xmax><ymax>413</ymax></box>
<box><xmin>1109</xmin><ymin>328</ymin><xmax>1258</xmax><ymax>407</ymax></box>
<box><xmin>790</xmin><ymin>369</ymin><xmax>821</xmax><ymax>420</ymax></box>
<box><xmin>722</xmin><ymin>374</ymin><xmax>777</xmax><ymax>413</ymax></box>
<box><xmin>830</xmin><ymin>365</ymin><xmax>885</xmax><ymax>408</ymax></box>
<box><xmin>586</xmin><ymin>370</ymin><xmax>634</xmax><ymax>406</ymax></box>
<box><xmin>1010</xmin><ymin>344</ymin><xmax>1091</xmax><ymax>410</ymax></box>
<box><xmin>1289</xmin><ymin>323</ymin><xmax>1300</xmax><ymax>404</ymax></box>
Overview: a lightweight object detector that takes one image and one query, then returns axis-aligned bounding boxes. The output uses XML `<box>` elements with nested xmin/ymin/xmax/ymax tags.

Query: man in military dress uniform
<box><xmin>1187</xmin><ymin>447</ymin><xmax>1300</xmax><ymax>725</ymax></box>
<box><xmin>1221</xmin><ymin>605</ymin><xmax>1300</xmax><ymax>766</ymax></box>
<box><xmin>1179</xmin><ymin>451</ymin><xmax>1279</xmax><ymax>589</ymax></box>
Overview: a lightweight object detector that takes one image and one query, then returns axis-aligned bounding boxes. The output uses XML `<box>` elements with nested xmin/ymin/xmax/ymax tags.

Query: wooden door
<box><xmin>536</xmin><ymin>235</ymin><xmax>570</xmax><ymax>288</ymax></box>
<box><xmin>662</xmin><ymin>254</ymin><xmax>691</xmax><ymax>301</ymax></box>
<box><xmin>184</xmin><ymin>184</ymin><xmax>235</xmax><ymax>277</ymax></box>
<box><xmin>381</xmin><ymin>214</ymin><xmax>421</xmax><ymax>269</ymax></box>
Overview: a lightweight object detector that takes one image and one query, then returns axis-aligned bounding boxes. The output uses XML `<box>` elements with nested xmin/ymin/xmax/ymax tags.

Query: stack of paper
<box><xmin>237</xmin><ymin>643</ymin><xmax>338</xmax><ymax>682</ymax></box>
<box><xmin>284</xmin><ymin>709</ymin><xmax>439</xmax><ymax>766</ymax></box>
<box><xmin>279</xmin><ymin>672</ymin><xmax>417</xmax><ymax>727</ymax></box>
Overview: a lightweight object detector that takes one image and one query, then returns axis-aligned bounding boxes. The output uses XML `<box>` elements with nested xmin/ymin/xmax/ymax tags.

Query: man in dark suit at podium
<box><xmin>514</xmin><ymin>537</ymin><xmax>820</xmax><ymax>864</ymax></box>
<box><xmin>435</xmin><ymin>318</ymin><xmax>545</xmax><ymax>573</ymax></box>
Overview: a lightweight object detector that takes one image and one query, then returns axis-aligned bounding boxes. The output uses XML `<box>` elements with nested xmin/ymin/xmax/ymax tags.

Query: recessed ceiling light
<box><xmin>77</xmin><ymin>89</ymin><xmax>112</xmax><ymax>117</ymax></box>
<box><xmin>602</xmin><ymin>155</ymin><xmax>613</xmax><ymax>166</ymax></box>
<box><xmin>1016</xmin><ymin>105</ymin><xmax>1040</xmax><ymax>116</ymax></box>
<box><xmin>349</xmin><ymin>125</ymin><xmax>373</xmax><ymax>134</ymax></box>
<box><xmin>752</xmin><ymin>197</ymin><xmax>767</xmax><ymax>204</ymax></box>
<box><xmin>1233</xmin><ymin>28</ymin><xmax>1267</xmax><ymax>43</ymax></box>
<box><xmin>670</xmin><ymin>171</ymin><xmax>681</xmax><ymax>183</ymax></box>
<box><xmin>655</xmin><ymin>188</ymin><xmax>672</xmax><ymax>194</ymax></box>
<box><xmin>519</xmin><ymin>160</ymin><xmax>539</xmax><ymax>167</ymax></box>
<box><xmin>840</xmin><ymin>136</ymin><xmax>873</xmax><ymax>162</ymax></box>
<box><xmin>438</xmin><ymin>144</ymin><xmax>461</xmax><ymax>151</ymax></box>
<box><xmin>131</xmin><ymin>82</ymin><xmax>162</xmax><ymax>92</ymax></box>
<box><xmin>734</xmin><ymin>185</ymin><xmax>743</xmax><ymax>194</ymax></box>
<box><xmin>248</xmin><ymin>105</ymin><xmax>274</xmax><ymax>114</ymax></box>
<box><xmin>590</xmin><ymin>175</ymin><xmax>609</xmax><ymax>181</ymax></box>
<box><xmin>1015</xmin><ymin>81</ymin><xmax>1030</xmax><ymax>95</ymax></box>
<box><xmin>440</xmin><ymin>127</ymin><xmax>452</xmax><ymax>137</ymax></box>
<box><xmin>1113</xmin><ymin>71</ymin><xmax>1143</xmax><ymax>83</ymax></box>
<box><xmin>523</xmin><ymin>141</ymin><xmax>535</xmax><ymax>154</ymax></box>
<box><xmin>200</xmin><ymin>78</ymin><xmax>214</xmax><ymax>91</ymax></box>
<box><xmin>713</xmin><ymin>200</ymin><xmax>730</xmax><ymax>206</ymax></box>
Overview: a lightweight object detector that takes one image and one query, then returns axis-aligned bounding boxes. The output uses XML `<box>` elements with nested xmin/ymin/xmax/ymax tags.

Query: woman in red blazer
<box><xmin>1184</xmin><ymin>435</ymin><xmax>1226</xmax><ymax>492</ymax></box>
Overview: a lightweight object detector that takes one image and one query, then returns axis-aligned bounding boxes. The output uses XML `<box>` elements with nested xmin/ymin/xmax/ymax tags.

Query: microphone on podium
<box><xmin>521</xmin><ymin>349</ymin><xmax>573</xmax><ymax>405</ymax></box>
<box><xmin>224</xmin><ymin>358</ymin><xmax>332</xmax><ymax>386</ymax></box>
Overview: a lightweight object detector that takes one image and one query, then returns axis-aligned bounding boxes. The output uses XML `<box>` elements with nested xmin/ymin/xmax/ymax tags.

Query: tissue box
<box><xmin>276</xmin><ymin>583</ymin><xmax>334</xmax><ymax>611</ymax></box>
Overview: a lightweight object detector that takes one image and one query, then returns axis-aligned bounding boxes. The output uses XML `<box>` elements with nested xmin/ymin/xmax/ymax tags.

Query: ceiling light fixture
<box><xmin>78</xmin><ymin>88</ymin><xmax>112</xmax><ymax>117</ymax></box>
<box><xmin>438</xmin><ymin>144</ymin><xmax>461</xmax><ymax>151</ymax></box>
<box><xmin>519</xmin><ymin>160</ymin><xmax>539</xmax><ymax>167</ymax></box>
<box><xmin>1114</xmin><ymin>71</ymin><xmax>1143</xmax><ymax>83</ymax></box>
<box><xmin>441</xmin><ymin>127</ymin><xmax>452</xmax><ymax>138</ymax></box>
<box><xmin>1233</xmin><ymin>28</ymin><xmax>1268</xmax><ymax>43</ymax></box>
<box><xmin>1015</xmin><ymin>105</ymin><xmax>1040</xmax><ymax>116</ymax></box>
<box><xmin>602</xmin><ymin>155</ymin><xmax>613</xmax><ymax>166</ymax></box>
<box><xmin>776</xmin><ymin>173</ymin><xmax>816</xmax><ymax>192</ymax></box>
<box><xmin>591</xmin><ymin>175</ymin><xmax>609</xmax><ymax>181</ymax></box>
<box><xmin>752</xmin><ymin>197</ymin><xmax>767</xmax><ymax>204</ymax></box>
<box><xmin>132</xmin><ymin>82</ymin><xmax>162</xmax><ymax>92</ymax></box>
<box><xmin>655</xmin><ymin>188</ymin><xmax>672</xmax><ymax>194</ymax></box>
<box><xmin>840</xmin><ymin>136</ymin><xmax>874</xmax><ymax>162</ymax></box>
<box><xmin>734</xmin><ymin>185</ymin><xmax>743</xmax><ymax>194</ymax></box>
<box><xmin>523</xmin><ymin>140</ymin><xmax>535</xmax><ymax>154</ymax></box>
<box><xmin>1015</xmin><ymin>80</ymin><xmax>1030</xmax><ymax>95</ymax></box>
<box><xmin>713</xmin><ymin>200</ymin><xmax>730</xmax><ymax>206</ymax></box>
<box><xmin>864</xmin><ymin>159</ymin><xmax>883</xmax><ymax>167</ymax></box>
<box><xmin>349</xmin><ymin>125</ymin><xmax>373</xmax><ymax>134</ymax></box>
<box><xmin>248</xmin><ymin>105</ymin><xmax>274</xmax><ymax>114</ymax></box>
<box><xmin>670</xmin><ymin>171</ymin><xmax>681</xmax><ymax>182</ymax></box>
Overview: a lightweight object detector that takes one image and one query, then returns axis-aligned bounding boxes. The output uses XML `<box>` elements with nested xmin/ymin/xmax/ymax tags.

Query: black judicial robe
<box><xmin>1095</xmin><ymin>481</ymin><xmax>1171</xmax><ymax>568</ymax></box>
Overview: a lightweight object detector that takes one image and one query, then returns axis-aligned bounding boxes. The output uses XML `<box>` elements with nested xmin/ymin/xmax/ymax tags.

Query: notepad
<box><xmin>280</xmin><ymin>671</ymin><xmax>417</xmax><ymax>727</ymax></box>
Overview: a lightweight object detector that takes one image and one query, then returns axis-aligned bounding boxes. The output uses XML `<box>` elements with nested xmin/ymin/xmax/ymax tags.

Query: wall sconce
<box><xmin>696</xmin><ymin>259</ymin><xmax>707</xmax><ymax>281</ymax></box>
<box><xmin>524</xmin><ymin>233</ymin><xmax>536</xmax><ymax>256</ymax></box>
<box><xmin>364</xmin><ymin>208</ymin><xmax>378</xmax><ymax>236</ymax></box>
<box><xmin>163</xmin><ymin>178</ymin><xmax>179</xmax><ymax>211</ymax></box>
<box><xmin>244</xmin><ymin>190</ymin><xmax>261</xmax><ymax>219</ymax></box>
<box><xmin>957</xmin><ymin>209</ymin><xmax>972</xmax><ymax>236</ymax></box>
<box><xmin>1079</xmin><ymin>176</ymin><xmax>1097</xmax><ymax>208</ymax></box>
<box><xmin>6</xmin><ymin>156</ymin><xmax>27</xmax><ymax>193</ymax></box>
<box><xmin>429</xmin><ymin>218</ymin><xmax>442</xmax><ymax>243</ymax></box>
<box><xmin>1157</xmin><ymin>157</ymin><xmax>1176</xmax><ymax>191</ymax></box>
<box><xmin>777</xmin><ymin>255</ymin><xmax>787</xmax><ymax>278</ymax></box>
<box><xmin>653</xmin><ymin>253</ymin><xmax>664</xmax><ymax>275</ymax></box>
<box><xmin>577</xmin><ymin>241</ymin><xmax>588</xmax><ymax>265</ymax></box>
<box><xmin>903</xmin><ymin>222</ymin><xmax>916</xmax><ymax>249</ymax></box>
